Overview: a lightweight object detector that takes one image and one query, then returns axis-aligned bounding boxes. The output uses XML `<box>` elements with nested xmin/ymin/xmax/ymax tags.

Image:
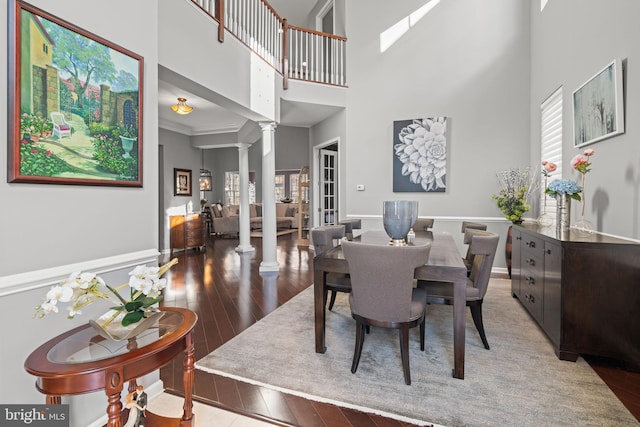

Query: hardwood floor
<box><xmin>159</xmin><ymin>233</ymin><xmax>640</xmax><ymax>426</ymax></box>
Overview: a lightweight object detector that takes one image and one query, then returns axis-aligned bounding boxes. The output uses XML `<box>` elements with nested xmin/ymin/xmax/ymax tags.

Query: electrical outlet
<box><xmin>356</xmin><ymin>184</ymin><xmax>365</xmax><ymax>191</ymax></box>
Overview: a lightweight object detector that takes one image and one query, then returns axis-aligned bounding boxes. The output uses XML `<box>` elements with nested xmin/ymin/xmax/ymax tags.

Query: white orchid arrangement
<box><xmin>35</xmin><ymin>258</ymin><xmax>178</xmax><ymax>327</ymax></box>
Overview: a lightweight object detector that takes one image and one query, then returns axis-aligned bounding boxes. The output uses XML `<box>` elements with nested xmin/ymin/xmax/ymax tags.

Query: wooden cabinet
<box><xmin>170</xmin><ymin>214</ymin><xmax>205</xmax><ymax>256</ymax></box>
<box><xmin>512</xmin><ymin>224</ymin><xmax>640</xmax><ymax>370</ymax></box>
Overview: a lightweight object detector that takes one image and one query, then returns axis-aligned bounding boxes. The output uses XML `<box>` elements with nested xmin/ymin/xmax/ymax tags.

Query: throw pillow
<box><xmin>255</xmin><ymin>205</ymin><xmax>262</xmax><ymax>217</ymax></box>
<box><xmin>212</xmin><ymin>204</ymin><xmax>223</xmax><ymax>218</ymax></box>
<box><xmin>285</xmin><ymin>207</ymin><xmax>297</xmax><ymax>217</ymax></box>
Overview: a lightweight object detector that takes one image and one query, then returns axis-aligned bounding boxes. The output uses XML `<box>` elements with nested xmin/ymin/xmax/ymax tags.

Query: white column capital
<box><xmin>235</xmin><ymin>142</ymin><xmax>252</xmax><ymax>151</ymax></box>
<box><xmin>258</xmin><ymin>121</ymin><xmax>277</xmax><ymax>132</ymax></box>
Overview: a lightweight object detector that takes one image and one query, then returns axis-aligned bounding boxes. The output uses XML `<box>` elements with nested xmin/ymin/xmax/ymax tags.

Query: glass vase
<box><xmin>383</xmin><ymin>201</ymin><xmax>416</xmax><ymax>246</ymax></box>
<box><xmin>572</xmin><ymin>173</ymin><xmax>594</xmax><ymax>235</ymax></box>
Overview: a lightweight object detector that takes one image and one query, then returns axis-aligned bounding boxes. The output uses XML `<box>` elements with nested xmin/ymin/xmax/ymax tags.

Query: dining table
<box><xmin>313</xmin><ymin>230</ymin><xmax>468</xmax><ymax>379</ymax></box>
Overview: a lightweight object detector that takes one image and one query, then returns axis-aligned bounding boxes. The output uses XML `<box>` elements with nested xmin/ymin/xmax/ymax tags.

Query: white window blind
<box><xmin>540</xmin><ymin>87</ymin><xmax>563</xmax><ymax>217</ymax></box>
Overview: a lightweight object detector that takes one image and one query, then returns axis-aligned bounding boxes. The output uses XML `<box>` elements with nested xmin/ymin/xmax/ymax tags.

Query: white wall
<box><xmin>530</xmin><ymin>0</ymin><xmax>640</xmax><ymax>239</ymax></box>
<box><xmin>0</xmin><ymin>1</ymin><xmax>159</xmax><ymax>425</ymax></box>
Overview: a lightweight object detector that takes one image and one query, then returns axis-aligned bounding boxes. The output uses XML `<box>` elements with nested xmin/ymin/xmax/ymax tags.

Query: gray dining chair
<box><xmin>311</xmin><ymin>225</ymin><xmax>351</xmax><ymax>311</ymax></box>
<box><xmin>461</xmin><ymin>221</ymin><xmax>488</xmax><ymax>276</ymax></box>
<box><xmin>342</xmin><ymin>240</ymin><xmax>431</xmax><ymax>385</ymax></box>
<box><xmin>418</xmin><ymin>230</ymin><xmax>499</xmax><ymax>350</ymax></box>
<box><xmin>412</xmin><ymin>218</ymin><xmax>434</xmax><ymax>233</ymax></box>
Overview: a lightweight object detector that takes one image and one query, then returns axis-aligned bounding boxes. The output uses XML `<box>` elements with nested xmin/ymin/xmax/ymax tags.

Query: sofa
<box><xmin>209</xmin><ymin>203</ymin><xmax>298</xmax><ymax>235</ymax></box>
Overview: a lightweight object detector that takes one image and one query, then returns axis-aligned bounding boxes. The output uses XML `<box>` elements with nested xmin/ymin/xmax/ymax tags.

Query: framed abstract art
<box><xmin>573</xmin><ymin>59</ymin><xmax>624</xmax><ymax>147</ymax></box>
<box><xmin>393</xmin><ymin>117</ymin><xmax>447</xmax><ymax>193</ymax></box>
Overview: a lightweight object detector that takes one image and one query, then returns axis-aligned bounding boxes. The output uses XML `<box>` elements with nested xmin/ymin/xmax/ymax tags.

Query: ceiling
<box><xmin>157</xmin><ymin>0</ymin><xmax>337</xmax><ymax>136</ymax></box>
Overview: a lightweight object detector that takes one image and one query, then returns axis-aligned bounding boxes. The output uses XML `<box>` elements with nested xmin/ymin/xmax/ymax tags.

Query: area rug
<box><xmin>195</xmin><ymin>279</ymin><xmax>638</xmax><ymax>427</ymax></box>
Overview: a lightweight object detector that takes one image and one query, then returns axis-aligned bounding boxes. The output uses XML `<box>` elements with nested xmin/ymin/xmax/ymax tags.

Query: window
<box><xmin>224</xmin><ymin>172</ymin><xmax>256</xmax><ymax>205</ymax></box>
<box><xmin>224</xmin><ymin>172</ymin><xmax>240</xmax><ymax>205</ymax></box>
<box><xmin>274</xmin><ymin>169</ymin><xmax>304</xmax><ymax>202</ymax></box>
<box><xmin>540</xmin><ymin>87</ymin><xmax>563</xmax><ymax>218</ymax></box>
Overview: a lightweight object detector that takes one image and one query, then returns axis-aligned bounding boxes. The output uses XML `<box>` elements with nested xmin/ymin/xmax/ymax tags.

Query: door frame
<box><xmin>312</xmin><ymin>137</ymin><xmax>340</xmax><ymax>229</ymax></box>
<box><xmin>315</xmin><ymin>0</ymin><xmax>334</xmax><ymax>33</ymax></box>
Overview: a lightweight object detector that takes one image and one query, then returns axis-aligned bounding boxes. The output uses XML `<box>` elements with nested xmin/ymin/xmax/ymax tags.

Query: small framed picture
<box><xmin>174</xmin><ymin>168</ymin><xmax>192</xmax><ymax>196</ymax></box>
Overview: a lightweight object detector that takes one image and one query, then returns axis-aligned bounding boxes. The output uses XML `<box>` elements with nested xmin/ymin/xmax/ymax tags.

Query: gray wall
<box><xmin>342</xmin><ymin>0</ymin><xmax>531</xmax><ymax>244</ymax></box>
<box><xmin>530</xmin><ymin>0</ymin><xmax>640</xmax><ymax>239</ymax></box>
<box><xmin>0</xmin><ymin>1</ymin><xmax>160</xmax><ymax>424</ymax></box>
<box><xmin>159</xmin><ymin>128</ymin><xmax>202</xmax><ymax>252</ymax></box>
<box><xmin>195</xmin><ymin>125</ymin><xmax>310</xmax><ymax>206</ymax></box>
<box><xmin>341</xmin><ymin>0</ymin><xmax>530</xmax><ymax>260</ymax></box>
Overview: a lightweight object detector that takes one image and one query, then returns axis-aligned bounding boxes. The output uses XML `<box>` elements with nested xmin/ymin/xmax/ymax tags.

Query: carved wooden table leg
<box><xmin>181</xmin><ymin>332</ymin><xmax>195</xmax><ymax>427</ymax></box>
<box><xmin>46</xmin><ymin>395</ymin><xmax>62</xmax><ymax>404</ymax></box>
<box><xmin>105</xmin><ymin>368</ymin><xmax>124</xmax><ymax>427</ymax></box>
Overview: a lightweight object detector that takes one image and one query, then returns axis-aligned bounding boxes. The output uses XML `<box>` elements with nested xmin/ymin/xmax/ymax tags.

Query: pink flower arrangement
<box><xmin>571</xmin><ymin>148</ymin><xmax>594</xmax><ymax>174</ymax></box>
<box><xmin>541</xmin><ymin>161</ymin><xmax>557</xmax><ymax>177</ymax></box>
<box><xmin>571</xmin><ymin>149</ymin><xmax>595</xmax><ymax>219</ymax></box>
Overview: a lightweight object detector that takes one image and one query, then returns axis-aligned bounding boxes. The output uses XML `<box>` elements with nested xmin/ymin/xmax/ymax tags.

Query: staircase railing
<box><xmin>190</xmin><ymin>0</ymin><xmax>347</xmax><ymax>89</ymax></box>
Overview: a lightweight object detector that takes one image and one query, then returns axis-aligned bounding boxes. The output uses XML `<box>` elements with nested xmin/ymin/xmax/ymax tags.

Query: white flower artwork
<box><xmin>393</xmin><ymin>117</ymin><xmax>447</xmax><ymax>192</ymax></box>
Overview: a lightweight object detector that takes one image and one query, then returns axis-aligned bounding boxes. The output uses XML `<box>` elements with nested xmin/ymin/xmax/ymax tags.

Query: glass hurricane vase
<box><xmin>383</xmin><ymin>200</ymin><xmax>417</xmax><ymax>246</ymax></box>
<box><xmin>572</xmin><ymin>173</ymin><xmax>594</xmax><ymax>235</ymax></box>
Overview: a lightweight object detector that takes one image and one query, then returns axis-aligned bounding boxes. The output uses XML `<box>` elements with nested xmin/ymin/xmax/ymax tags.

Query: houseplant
<box><xmin>35</xmin><ymin>258</ymin><xmax>178</xmax><ymax>339</ymax></box>
<box><xmin>492</xmin><ymin>167</ymin><xmax>537</xmax><ymax>223</ymax></box>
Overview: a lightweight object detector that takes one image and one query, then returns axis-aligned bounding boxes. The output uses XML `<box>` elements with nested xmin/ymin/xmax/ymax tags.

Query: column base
<box><xmin>235</xmin><ymin>245</ymin><xmax>255</xmax><ymax>253</ymax></box>
<box><xmin>259</xmin><ymin>261</ymin><xmax>280</xmax><ymax>272</ymax></box>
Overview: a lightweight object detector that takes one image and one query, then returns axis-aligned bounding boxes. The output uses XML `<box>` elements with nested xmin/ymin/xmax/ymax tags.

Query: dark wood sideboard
<box><xmin>511</xmin><ymin>223</ymin><xmax>640</xmax><ymax>370</ymax></box>
<box><xmin>170</xmin><ymin>214</ymin><xmax>205</xmax><ymax>257</ymax></box>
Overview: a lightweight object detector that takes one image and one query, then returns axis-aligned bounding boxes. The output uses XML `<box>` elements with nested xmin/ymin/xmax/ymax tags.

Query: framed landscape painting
<box><xmin>573</xmin><ymin>59</ymin><xmax>624</xmax><ymax>148</ymax></box>
<box><xmin>7</xmin><ymin>0</ymin><xmax>144</xmax><ymax>186</ymax></box>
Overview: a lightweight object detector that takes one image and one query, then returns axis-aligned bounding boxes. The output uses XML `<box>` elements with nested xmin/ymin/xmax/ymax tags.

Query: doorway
<box><xmin>313</xmin><ymin>139</ymin><xmax>340</xmax><ymax>228</ymax></box>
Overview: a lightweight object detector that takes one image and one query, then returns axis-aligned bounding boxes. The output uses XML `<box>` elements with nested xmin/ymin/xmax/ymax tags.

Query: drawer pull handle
<box><xmin>546</xmin><ymin>249</ymin><xmax>552</xmax><ymax>255</ymax></box>
<box><xmin>527</xmin><ymin>277</ymin><xmax>535</xmax><ymax>285</ymax></box>
<box><xmin>525</xmin><ymin>258</ymin><xmax>535</xmax><ymax>266</ymax></box>
<box><xmin>525</xmin><ymin>241</ymin><xmax>536</xmax><ymax>248</ymax></box>
<box><xmin>525</xmin><ymin>294</ymin><xmax>536</xmax><ymax>304</ymax></box>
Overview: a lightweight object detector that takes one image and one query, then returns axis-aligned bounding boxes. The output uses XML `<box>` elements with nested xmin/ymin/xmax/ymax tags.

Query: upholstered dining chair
<box><xmin>342</xmin><ymin>240</ymin><xmax>432</xmax><ymax>385</ymax></box>
<box><xmin>412</xmin><ymin>218</ymin><xmax>434</xmax><ymax>233</ymax></box>
<box><xmin>418</xmin><ymin>230</ymin><xmax>499</xmax><ymax>350</ymax></box>
<box><xmin>311</xmin><ymin>225</ymin><xmax>351</xmax><ymax>311</ymax></box>
<box><xmin>461</xmin><ymin>221</ymin><xmax>488</xmax><ymax>275</ymax></box>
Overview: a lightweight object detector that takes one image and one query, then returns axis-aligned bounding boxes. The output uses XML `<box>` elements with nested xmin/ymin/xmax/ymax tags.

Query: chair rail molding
<box><xmin>0</xmin><ymin>249</ymin><xmax>160</xmax><ymax>297</ymax></box>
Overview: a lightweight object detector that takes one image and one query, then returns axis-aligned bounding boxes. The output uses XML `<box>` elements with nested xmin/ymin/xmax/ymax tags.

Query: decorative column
<box><xmin>235</xmin><ymin>142</ymin><xmax>254</xmax><ymax>253</ymax></box>
<box><xmin>259</xmin><ymin>121</ymin><xmax>279</xmax><ymax>272</ymax></box>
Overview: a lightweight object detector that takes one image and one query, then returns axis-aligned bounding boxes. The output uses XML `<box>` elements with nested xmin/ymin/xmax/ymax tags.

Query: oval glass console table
<box><xmin>24</xmin><ymin>307</ymin><xmax>198</xmax><ymax>427</ymax></box>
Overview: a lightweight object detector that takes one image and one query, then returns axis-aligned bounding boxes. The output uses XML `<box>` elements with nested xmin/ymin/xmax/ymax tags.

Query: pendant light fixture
<box><xmin>199</xmin><ymin>150</ymin><xmax>212</xmax><ymax>192</ymax></box>
<box><xmin>171</xmin><ymin>97</ymin><xmax>193</xmax><ymax>115</ymax></box>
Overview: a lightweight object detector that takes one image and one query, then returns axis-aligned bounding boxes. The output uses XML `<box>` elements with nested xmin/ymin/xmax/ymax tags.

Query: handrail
<box><xmin>189</xmin><ymin>0</ymin><xmax>347</xmax><ymax>89</ymax></box>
